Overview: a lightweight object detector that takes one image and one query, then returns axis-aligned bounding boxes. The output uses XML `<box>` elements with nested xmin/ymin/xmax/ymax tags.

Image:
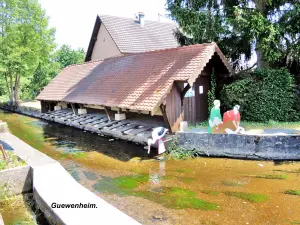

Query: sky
<box><xmin>38</xmin><ymin>0</ymin><xmax>173</xmax><ymax>50</ymax></box>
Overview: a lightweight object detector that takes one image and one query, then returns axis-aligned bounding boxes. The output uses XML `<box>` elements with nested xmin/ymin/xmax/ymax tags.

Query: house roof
<box><xmin>85</xmin><ymin>14</ymin><xmax>179</xmax><ymax>61</ymax></box>
<box><xmin>37</xmin><ymin>43</ymin><xmax>231</xmax><ymax>114</ymax></box>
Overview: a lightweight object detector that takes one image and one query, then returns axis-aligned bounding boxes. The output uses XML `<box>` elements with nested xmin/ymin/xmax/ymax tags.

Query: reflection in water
<box><xmin>1</xmin><ymin>110</ymin><xmax>300</xmax><ymax>225</ymax></box>
<box><xmin>149</xmin><ymin>160</ymin><xmax>166</xmax><ymax>185</ymax></box>
<box><xmin>31</xmin><ymin>119</ymin><xmax>152</xmax><ymax>161</ymax></box>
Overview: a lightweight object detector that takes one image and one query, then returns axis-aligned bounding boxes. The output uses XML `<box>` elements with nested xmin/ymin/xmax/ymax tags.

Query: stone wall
<box><xmin>178</xmin><ymin>132</ymin><xmax>300</xmax><ymax>160</ymax></box>
<box><xmin>0</xmin><ymin>166</ymin><xmax>33</xmax><ymax>196</ymax></box>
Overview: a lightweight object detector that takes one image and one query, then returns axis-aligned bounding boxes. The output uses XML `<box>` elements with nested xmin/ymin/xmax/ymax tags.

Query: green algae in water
<box><xmin>93</xmin><ymin>174</ymin><xmax>149</xmax><ymax>196</ymax></box>
<box><xmin>291</xmin><ymin>221</ymin><xmax>300</xmax><ymax>224</ymax></box>
<box><xmin>176</xmin><ymin>176</ymin><xmax>195</xmax><ymax>183</ymax></box>
<box><xmin>284</xmin><ymin>190</ymin><xmax>300</xmax><ymax>196</ymax></box>
<box><xmin>93</xmin><ymin>174</ymin><xmax>218</xmax><ymax>210</ymax></box>
<box><xmin>255</xmin><ymin>174</ymin><xmax>288</xmax><ymax>180</ymax></box>
<box><xmin>174</xmin><ymin>169</ymin><xmax>192</xmax><ymax>173</ymax></box>
<box><xmin>134</xmin><ymin>190</ymin><xmax>218</xmax><ymax>210</ymax></box>
<box><xmin>83</xmin><ymin>171</ymin><xmax>98</xmax><ymax>181</ymax></box>
<box><xmin>222</xmin><ymin>180</ymin><xmax>243</xmax><ymax>187</ymax></box>
<box><xmin>224</xmin><ymin>191</ymin><xmax>269</xmax><ymax>203</ymax></box>
<box><xmin>163</xmin><ymin>187</ymin><xmax>196</xmax><ymax>198</ymax></box>
<box><xmin>113</xmin><ymin>174</ymin><xmax>149</xmax><ymax>190</ymax></box>
<box><xmin>202</xmin><ymin>190</ymin><xmax>220</xmax><ymax>196</ymax></box>
<box><xmin>93</xmin><ymin>176</ymin><xmax>132</xmax><ymax>196</ymax></box>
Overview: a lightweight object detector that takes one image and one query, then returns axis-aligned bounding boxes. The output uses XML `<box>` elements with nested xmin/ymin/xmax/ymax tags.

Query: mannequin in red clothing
<box><xmin>212</xmin><ymin>105</ymin><xmax>245</xmax><ymax>134</ymax></box>
<box><xmin>223</xmin><ymin>105</ymin><xmax>241</xmax><ymax>129</ymax></box>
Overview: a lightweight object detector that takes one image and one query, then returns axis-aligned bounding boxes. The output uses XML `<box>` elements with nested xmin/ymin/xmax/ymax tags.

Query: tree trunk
<box><xmin>256</xmin><ymin>47</ymin><xmax>269</xmax><ymax>69</ymax></box>
<box><xmin>255</xmin><ymin>0</ymin><xmax>269</xmax><ymax>69</ymax></box>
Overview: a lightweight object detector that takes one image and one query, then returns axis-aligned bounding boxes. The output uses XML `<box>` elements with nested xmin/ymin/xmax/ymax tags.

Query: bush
<box><xmin>220</xmin><ymin>69</ymin><xmax>300</xmax><ymax>122</ymax></box>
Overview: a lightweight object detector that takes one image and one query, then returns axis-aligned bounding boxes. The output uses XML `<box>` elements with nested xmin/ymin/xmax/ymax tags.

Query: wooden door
<box><xmin>183</xmin><ymin>84</ymin><xmax>196</xmax><ymax>124</ymax></box>
<box><xmin>195</xmin><ymin>76</ymin><xmax>209</xmax><ymax>122</ymax></box>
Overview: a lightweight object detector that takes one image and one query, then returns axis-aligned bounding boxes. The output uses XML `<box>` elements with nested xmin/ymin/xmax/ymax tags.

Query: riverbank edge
<box><xmin>177</xmin><ymin>131</ymin><xmax>300</xmax><ymax>161</ymax></box>
<box><xmin>0</xmin><ymin>132</ymin><xmax>140</xmax><ymax>225</ymax></box>
<box><xmin>0</xmin><ymin>105</ymin><xmax>150</xmax><ymax>145</ymax></box>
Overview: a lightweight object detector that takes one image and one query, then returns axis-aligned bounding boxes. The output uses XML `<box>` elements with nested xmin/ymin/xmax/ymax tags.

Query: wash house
<box><xmin>36</xmin><ymin>43</ymin><xmax>231</xmax><ymax>133</ymax></box>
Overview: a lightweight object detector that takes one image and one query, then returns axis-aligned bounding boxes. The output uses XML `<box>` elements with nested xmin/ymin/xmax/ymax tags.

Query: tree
<box><xmin>167</xmin><ymin>0</ymin><xmax>300</xmax><ymax>71</ymax></box>
<box><xmin>0</xmin><ymin>0</ymin><xmax>55</xmax><ymax>107</ymax></box>
<box><xmin>55</xmin><ymin>44</ymin><xmax>85</xmax><ymax>69</ymax></box>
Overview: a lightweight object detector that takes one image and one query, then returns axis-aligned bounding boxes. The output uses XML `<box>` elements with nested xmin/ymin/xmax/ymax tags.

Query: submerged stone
<box><xmin>222</xmin><ymin>180</ymin><xmax>243</xmax><ymax>187</ymax></box>
<box><xmin>83</xmin><ymin>171</ymin><xmax>98</xmax><ymax>181</ymax></box>
<box><xmin>202</xmin><ymin>190</ymin><xmax>220</xmax><ymax>196</ymax></box>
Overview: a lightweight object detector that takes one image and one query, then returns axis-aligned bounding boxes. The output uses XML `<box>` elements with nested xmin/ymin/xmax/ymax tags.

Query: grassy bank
<box><xmin>189</xmin><ymin>121</ymin><xmax>300</xmax><ymax>130</ymax></box>
<box><xmin>0</xmin><ymin>151</ymin><xmax>26</xmax><ymax>170</ymax></box>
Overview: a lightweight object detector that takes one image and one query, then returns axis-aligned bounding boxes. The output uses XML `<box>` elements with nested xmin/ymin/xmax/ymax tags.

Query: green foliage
<box><xmin>167</xmin><ymin>0</ymin><xmax>300</xmax><ymax>73</ymax></box>
<box><xmin>166</xmin><ymin>138</ymin><xmax>198</xmax><ymax>160</ymax></box>
<box><xmin>55</xmin><ymin>44</ymin><xmax>85</xmax><ymax>69</ymax></box>
<box><xmin>207</xmin><ymin>69</ymin><xmax>216</xmax><ymax>110</ymax></box>
<box><xmin>0</xmin><ymin>0</ymin><xmax>55</xmax><ymax>105</ymax></box>
<box><xmin>221</xmin><ymin>69</ymin><xmax>299</xmax><ymax>122</ymax></box>
<box><xmin>0</xmin><ymin>151</ymin><xmax>26</xmax><ymax>170</ymax></box>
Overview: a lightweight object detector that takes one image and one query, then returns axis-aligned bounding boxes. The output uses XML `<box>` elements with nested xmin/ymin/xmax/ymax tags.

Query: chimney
<box><xmin>138</xmin><ymin>12</ymin><xmax>145</xmax><ymax>27</ymax></box>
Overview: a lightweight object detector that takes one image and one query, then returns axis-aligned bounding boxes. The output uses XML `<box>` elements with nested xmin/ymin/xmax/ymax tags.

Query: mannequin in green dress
<box><xmin>208</xmin><ymin>100</ymin><xmax>223</xmax><ymax>134</ymax></box>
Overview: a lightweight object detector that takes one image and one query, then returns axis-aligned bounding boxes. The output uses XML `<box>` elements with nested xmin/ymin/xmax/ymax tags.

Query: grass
<box><xmin>284</xmin><ymin>190</ymin><xmax>300</xmax><ymax>196</ymax></box>
<box><xmin>166</xmin><ymin>138</ymin><xmax>199</xmax><ymax>160</ymax></box>
<box><xmin>188</xmin><ymin>120</ymin><xmax>300</xmax><ymax>130</ymax></box>
<box><xmin>255</xmin><ymin>174</ymin><xmax>288</xmax><ymax>180</ymax></box>
<box><xmin>224</xmin><ymin>191</ymin><xmax>269</xmax><ymax>203</ymax></box>
<box><xmin>0</xmin><ymin>151</ymin><xmax>26</xmax><ymax>170</ymax></box>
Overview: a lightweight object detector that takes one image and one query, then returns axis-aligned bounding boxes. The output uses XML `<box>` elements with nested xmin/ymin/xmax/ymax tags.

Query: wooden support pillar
<box><xmin>104</xmin><ymin>106</ymin><xmax>111</xmax><ymax>121</ymax></box>
<box><xmin>160</xmin><ymin>104</ymin><xmax>172</xmax><ymax>134</ymax></box>
<box><xmin>71</xmin><ymin>104</ymin><xmax>77</xmax><ymax>115</ymax></box>
<box><xmin>180</xmin><ymin>83</ymin><xmax>191</xmax><ymax>106</ymax></box>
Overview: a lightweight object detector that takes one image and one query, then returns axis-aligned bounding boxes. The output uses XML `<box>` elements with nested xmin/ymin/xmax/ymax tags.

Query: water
<box><xmin>0</xmin><ymin>110</ymin><xmax>300</xmax><ymax>225</ymax></box>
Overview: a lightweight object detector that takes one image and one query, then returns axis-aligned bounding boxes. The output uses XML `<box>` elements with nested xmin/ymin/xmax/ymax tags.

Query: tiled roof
<box><xmin>36</xmin><ymin>43</ymin><xmax>231</xmax><ymax>113</ymax></box>
<box><xmin>99</xmin><ymin>14</ymin><xmax>179</xmax><ymax>53</ymax></box>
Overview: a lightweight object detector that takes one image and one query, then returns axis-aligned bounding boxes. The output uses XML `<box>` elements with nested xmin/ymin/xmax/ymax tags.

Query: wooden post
<box><xmin>104</xmin><ymin>106</ymin><xmax>111</xmax><ymax>121</ymax></box>
<box><xmin>71</xmin><ymin>104</ymin><xmax>77</xmax><ymax>115</ymax></box>
<box><xmin>0</xmin><ymin>144</ymin><xmax>8</xmax><ymax>162</ymax></box>
<box><xmin>160</xmin><ymin>104</ymin><xmax>172</xmax><ymax>134</ymax></box>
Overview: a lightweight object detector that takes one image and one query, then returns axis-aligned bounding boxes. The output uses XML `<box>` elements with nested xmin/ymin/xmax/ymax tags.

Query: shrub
<box><xmin>221</xmin><ymin>69</ymin><xmax>300</xmax><ymax>122</ymax></box>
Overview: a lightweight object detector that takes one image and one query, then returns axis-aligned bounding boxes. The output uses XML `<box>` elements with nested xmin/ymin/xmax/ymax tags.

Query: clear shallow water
<box><xmin>0</xmin><ymin>110</ymin><xmax>300</xmax><ymax>225</ymax></box>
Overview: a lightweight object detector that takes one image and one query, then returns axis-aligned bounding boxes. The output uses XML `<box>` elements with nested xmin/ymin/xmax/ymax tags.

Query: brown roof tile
<box><xmin>36</xmin><ymin>43</ymin><xmax>231</xmax><ymax>113</ymax></box>
<box><xmin>99</xmin><ymin>14</ymin><xmax>179</xmax><ymax>53</ymax></box>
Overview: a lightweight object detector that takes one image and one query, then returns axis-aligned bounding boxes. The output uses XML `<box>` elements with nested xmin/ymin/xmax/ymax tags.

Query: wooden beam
<box><xmin>180</xmin><ymin>83</ymin><xmax>191</xmax><ymax>105</ymax></box>
<box><xmin>160</xmin><ymin>104</ymin><xmax>172</xmax><ymax>134</ymax></box>
<box><xmin>104</xmin><ymin>106</ymin><xmax>111</xmax><ymax>121</ymax></box>
<box><xmin>0</xmin><ymin>144</ymin><xmax>8</xmax><ymax>162</ymax></box>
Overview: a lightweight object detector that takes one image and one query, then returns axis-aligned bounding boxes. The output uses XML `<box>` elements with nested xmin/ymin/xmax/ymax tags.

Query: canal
<box><xmin>0</xmin><ymin>110</ymin><xmax>300</xmax><ymax>225</ymax></box>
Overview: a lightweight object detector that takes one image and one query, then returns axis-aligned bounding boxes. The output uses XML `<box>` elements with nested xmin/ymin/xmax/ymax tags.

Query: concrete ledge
<box><xmin>0</xmin><ymin>166</ymin><xmax>32</xmax><ymax>196</ymax></box>
<box><xmin>178</xmin><ymin>132</ymin><xmax>300</xmax><ymax>160</ymax></box>
<box><xmin>0</xmin><ymin>214</ymin><xmax>4</xmax><ymax>225</ymax></box>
